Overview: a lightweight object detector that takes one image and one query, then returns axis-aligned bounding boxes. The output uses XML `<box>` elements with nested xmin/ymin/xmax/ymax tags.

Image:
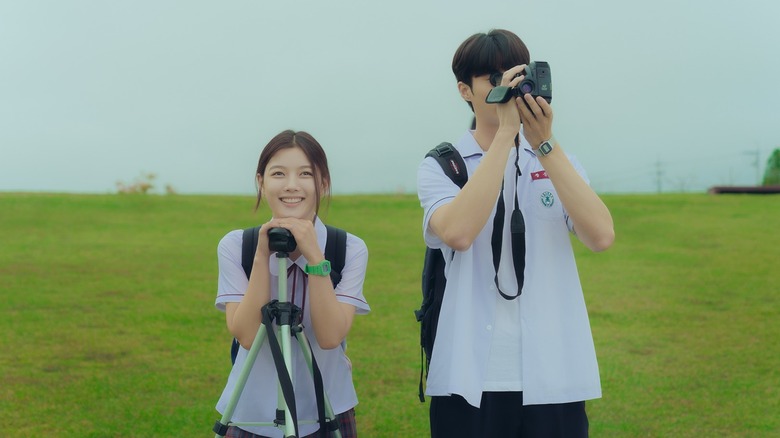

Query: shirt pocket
<box><xmin>527</xmin><ymin>180</ymin><xmax>564</xmax><ymax>222</ymax></box>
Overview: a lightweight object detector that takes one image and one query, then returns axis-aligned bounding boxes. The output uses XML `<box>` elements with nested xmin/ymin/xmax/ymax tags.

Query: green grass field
<box><xmin>1</xmin><ymin>192</ymin><xmax>778</xmax><ymax>437</ymax></box>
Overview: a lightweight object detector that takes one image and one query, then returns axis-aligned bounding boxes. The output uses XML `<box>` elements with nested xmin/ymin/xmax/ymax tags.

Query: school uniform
<box><xmin>214</xmin><ymin>217</ymin><xmax>370</xmax><ymax>438</ymax></box>
<box><xmin>417</xmin><ymin>130</ymin><xmax>599</xmax><ymax>435</ymax></box>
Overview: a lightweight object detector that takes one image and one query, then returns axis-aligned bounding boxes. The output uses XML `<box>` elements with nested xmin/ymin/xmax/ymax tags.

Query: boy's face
<box><xmin>459</xmin><ymin>72</ymin><xmax>502</xmax><ymax>126</ymax></box>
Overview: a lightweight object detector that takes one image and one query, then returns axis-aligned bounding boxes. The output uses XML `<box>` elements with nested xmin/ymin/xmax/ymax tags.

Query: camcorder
<box><xmin>268</xmin><ymin>227</ymin><xmax>297</xmax><ymax>253</ymax></box>
<box><xmin>486</xmin><ymin>61</ymin><xmax>552</xmax><ymax>105</ymax></box>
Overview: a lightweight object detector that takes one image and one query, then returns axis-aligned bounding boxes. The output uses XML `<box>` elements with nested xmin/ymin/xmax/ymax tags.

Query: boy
<box><xmin>417</xmin><ymin>29</ymin><xmax>615</xmax><ymax>437</ymax></box>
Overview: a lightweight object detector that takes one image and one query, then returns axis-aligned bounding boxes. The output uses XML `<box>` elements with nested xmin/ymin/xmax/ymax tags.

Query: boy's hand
<box><xmin>517</xmin><ymin>93</ymin><xmax>553</xmax><ymax>150</ymax></box>
<box><xmin>495</xmin><ymin>65</ymin><xmax>527</xmax><ymax>136</ymax></box>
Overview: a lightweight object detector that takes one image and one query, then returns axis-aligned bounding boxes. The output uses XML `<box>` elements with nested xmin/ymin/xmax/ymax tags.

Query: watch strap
<box><xmin>304</xmin><ymin>259</ymin><xmax>331</xmax><ymax>276</ymax></box>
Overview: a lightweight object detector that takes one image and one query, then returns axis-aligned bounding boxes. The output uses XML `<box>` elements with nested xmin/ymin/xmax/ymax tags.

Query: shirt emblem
<box><xmin>541</xmin><ymin>191</ymin><xmax>555</xmax><ymax>208</ymax></box>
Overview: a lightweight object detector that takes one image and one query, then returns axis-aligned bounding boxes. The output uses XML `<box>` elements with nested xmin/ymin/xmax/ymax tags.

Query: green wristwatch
<box><xmin>304</xmin><ymin>259</ymin><xmax>331</xmax><ymax>277</ymax></box>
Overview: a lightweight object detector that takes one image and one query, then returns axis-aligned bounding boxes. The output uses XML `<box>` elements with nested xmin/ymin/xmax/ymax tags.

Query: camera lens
<box><xmin>520</xmin><ymin>82</ymin><xmax>534</xmax><ymax>94</ymax></box>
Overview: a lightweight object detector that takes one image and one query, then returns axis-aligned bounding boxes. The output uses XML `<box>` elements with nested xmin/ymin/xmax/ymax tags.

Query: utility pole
<box><xmin>655</xmin><ymin>158</ymin><xmax>664</xmax><ymax>193</ymax></box>
<box><xmin>744</xmin><ymin>148</ymin><xmax>760</xmax><ymax>185</ymax></box>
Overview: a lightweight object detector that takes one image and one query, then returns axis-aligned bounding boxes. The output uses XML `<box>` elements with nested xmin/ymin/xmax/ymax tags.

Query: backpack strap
<box><xmin>416</xmin><ymin>142</ymin><xmax>467</xmax><ymax>402</ymax></box>
<box><xmin>324</xmin><ymin>225</ymin><xmax>347</xmax><ymax>289</ymax></box>
<box><xmin>241</xmin><ymin>226</ymin><xmax>260</xmax><ymax>279</ymax></box>
<box><xmin>426</xmin><ymin>142</ymin><xmax>468</xmax><ymax>189</ymax></box>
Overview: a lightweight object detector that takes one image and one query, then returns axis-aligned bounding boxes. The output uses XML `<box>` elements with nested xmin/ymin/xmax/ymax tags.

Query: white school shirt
<box><xmin>417</xmin><ymin>130</ymin><xmax>601</xmax><ymax>408</ymax></box>
<box><xmin>214</xmin><ymin>217</ymin><xmax>370</xmax><ymax>437</ymax></box>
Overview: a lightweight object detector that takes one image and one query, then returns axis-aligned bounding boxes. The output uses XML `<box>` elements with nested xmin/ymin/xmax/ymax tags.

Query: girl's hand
<box><xmin>268</xmin><ymin>217</ymin><xmax>324</xmax><ymax>262</ymax></box>
<box><xmin>254</xmin><ymin>221</ymin><xmax>276</xmax><ymax>261</ymax></box>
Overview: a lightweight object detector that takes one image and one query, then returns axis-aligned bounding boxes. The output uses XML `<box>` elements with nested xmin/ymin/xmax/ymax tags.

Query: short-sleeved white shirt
<box><xmin>417</xmin><ymin>130</ymin><xmax>601</xmax><ymax>408</ymax></box>
<box><xmin>214</xmin><ymin>217</ymin><xmax>370</xmax><ymax>437</ymax></box>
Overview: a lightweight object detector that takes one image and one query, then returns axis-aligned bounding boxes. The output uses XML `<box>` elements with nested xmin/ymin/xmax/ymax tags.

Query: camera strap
<box><xmin>490</xmin><ymin>140</ymin><xmax>525</xmax><ymax>300</ymax></box>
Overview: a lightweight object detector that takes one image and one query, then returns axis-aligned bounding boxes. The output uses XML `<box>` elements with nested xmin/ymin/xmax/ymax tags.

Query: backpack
<box><xmin>414</xmin><ymin>142</ymin><xmax>467</xmax><ymax>402</ymax></box>
<box><xmin>230</xmin><ymin>224</ymin><xmax>348</xmax><ymax>364</ymax></box>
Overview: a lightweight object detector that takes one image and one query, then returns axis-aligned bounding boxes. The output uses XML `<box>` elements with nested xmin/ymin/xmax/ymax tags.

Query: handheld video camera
<box><xmin>486</xmin><ymin>61</ymin><xmax>552</xmax><ymax>104</ymax></box>
<box><xmin>268</xmin><ymin>227</ymin><xmax>297</xmax><ymax>254</ymax></box>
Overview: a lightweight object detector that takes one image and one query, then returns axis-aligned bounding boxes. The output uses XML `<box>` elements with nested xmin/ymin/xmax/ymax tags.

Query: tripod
<box><xmin>214</xmin><ymin>229</ymin><xmax>341</xmax><ymax>438</ymax></box>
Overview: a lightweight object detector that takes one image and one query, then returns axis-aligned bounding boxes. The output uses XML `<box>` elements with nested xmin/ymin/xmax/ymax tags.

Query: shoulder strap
<box><xmin>241</xmin><ymin>226</ymin><xmax>260</xmax><ymax>279</ymax></box>
<box><xmin>426</xmin><ymin>142</ymin><xmax>468</xmax><ymax>189</ymax></box>
<box><xmin>324</xmin><ymin>225</ymin><xmax>347</xmax><ymax>288</ymax></box>
<box><xmin>233</xmin><ymin>226</ymin><xmax>260</xmax><ymax>365</ymax></box>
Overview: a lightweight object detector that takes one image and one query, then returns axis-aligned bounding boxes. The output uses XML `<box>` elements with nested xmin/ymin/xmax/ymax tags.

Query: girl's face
<box><xmin>258</xmin><ymin>146</ymin><xmax>323</xmax><ymax>220</ymax></box>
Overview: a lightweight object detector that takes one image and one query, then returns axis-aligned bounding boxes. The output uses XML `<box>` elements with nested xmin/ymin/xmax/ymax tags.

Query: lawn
<box><xmin>0</xmin><ymin>192</ymin><xmax>778</xmax><ymax>437</ymax></box>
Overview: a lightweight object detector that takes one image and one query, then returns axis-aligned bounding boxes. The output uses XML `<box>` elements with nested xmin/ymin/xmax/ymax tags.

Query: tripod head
<box><xmin>268</xmin><ymin>227</ymin><xmax>297</xmax><ymax>257</ymax></box>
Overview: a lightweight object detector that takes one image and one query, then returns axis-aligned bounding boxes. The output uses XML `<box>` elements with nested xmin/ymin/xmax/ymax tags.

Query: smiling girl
<box><xmin>214</xmin><ymin>130</ymin><xmax>370</xmax><ymax>438</ymax></box>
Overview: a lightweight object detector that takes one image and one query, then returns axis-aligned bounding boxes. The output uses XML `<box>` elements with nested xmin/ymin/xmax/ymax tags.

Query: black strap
<box><xmin>261</xmin><ymin>300</ymin><xmax>300</xmax><ymax>438</ymax></box>
<box><xmin>300</xmin><ymin>331</ymin><xmax>331</xmax><ymax>437</ymax></box>
<box><xmin>426</xmin><ymin>142</ymin><xmax>468</xmax><ymax>189</ymax></box>
<box><xmin>324</xmin><ymin>225</ymin><xmax>347</xmax><ymax>288</ymax></box>
<box><xmin>241</xmin><ymin>226</ymin><xmax>260</xmax><ymax>279</ymax></box>
<box><xmin>490</xmin><ymin>141</ymin><xmax>526</xmax><ymax>300</ymax></box>
<box><xmin>428</xmin><ymin>140</ymin><xmax>525</xmax><ymax>299</ymax></box>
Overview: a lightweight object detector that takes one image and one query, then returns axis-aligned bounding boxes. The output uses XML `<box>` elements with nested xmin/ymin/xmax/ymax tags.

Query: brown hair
<box><xmin>254</xmin><ymin>130</ymin><xmax>332</xmax><ymax>215</ymax></box>
<box><xmin>452</xmin><ymin>29</ymin><xmax>530</xmax><ymax>110</ymax></box>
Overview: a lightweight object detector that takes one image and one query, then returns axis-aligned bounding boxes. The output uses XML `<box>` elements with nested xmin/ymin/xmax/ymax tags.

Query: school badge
<box><xmin>541</xmin><ymin>191</ymin><xmax>555</xmax><ymax>207</ymax></box>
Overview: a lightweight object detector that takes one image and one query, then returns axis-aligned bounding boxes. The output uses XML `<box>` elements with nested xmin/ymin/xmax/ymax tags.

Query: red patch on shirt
<box><xmin>531</xmin><ymin>170</ymin><xmax>549</xmax><ymax>181</ymax></box>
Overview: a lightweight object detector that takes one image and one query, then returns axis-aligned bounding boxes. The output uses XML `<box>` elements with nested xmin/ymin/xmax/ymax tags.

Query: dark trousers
<box><xmin>430</xmin><ymin>392</ymin><xmax>588</xmax><ymax>438</ymax></box>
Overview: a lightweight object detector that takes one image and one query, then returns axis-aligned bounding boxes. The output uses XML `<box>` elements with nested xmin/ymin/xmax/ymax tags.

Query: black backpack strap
<box><xmin>241</xmin><ymin>226</ymin><xmax>260</xmax><ymax>279</ymax></box>
<box><xmin>416</xmin><ymin>142</ymin><xmax>466</xmax><ymax>402</ymax></box>
<box><xmin>324</xmin><ymin>225</ymin><xmax>347</xmax><ymax>288</ymax></box>
<box><xmin>232</xmin><ymin>226</ymin><xmax>260</xmax><ymax>365</ymax></box>
<box><xmin>426</xmin><ymin>142</ymin><xmax>468</xmax><ymax>189</ymax></box>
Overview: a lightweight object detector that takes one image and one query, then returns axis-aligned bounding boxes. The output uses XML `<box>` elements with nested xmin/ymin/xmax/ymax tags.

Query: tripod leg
<box><xmin>214</xmin><ymin>325</ymin><xmax>268</xmax><ymax>438</ymax></box>
<box><xmin>296</xmin><ymin>331</ymin><xmax>342</xmax><ymax>438</ymax></box>
<box><xmin>280</xmin><ymin>324</ymin><xmax>295</xmax><ymax>436</ymax></box>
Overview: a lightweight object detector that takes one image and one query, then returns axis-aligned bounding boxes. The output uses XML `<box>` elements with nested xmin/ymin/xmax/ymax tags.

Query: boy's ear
<box><xmin>457</xmin><ymin>81</ymin><xmax>473</xmax><ymax>102</ymax></box>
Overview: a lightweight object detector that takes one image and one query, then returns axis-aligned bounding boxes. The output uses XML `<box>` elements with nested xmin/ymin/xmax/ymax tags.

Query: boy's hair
<box><xmin>452</xmin><ymin>29</ymin><xmax>530</xmax><ymax>110</ymax></box>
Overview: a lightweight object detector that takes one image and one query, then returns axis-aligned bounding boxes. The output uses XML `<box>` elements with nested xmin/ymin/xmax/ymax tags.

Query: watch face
<box><xmin>541</xmin><ymin>142</ymin><xmax>553</xmax><ymax>154</ymax></box>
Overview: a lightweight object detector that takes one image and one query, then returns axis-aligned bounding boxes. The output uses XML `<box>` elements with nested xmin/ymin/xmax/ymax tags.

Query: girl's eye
<box><xmin>271</xmin><ymin>171</ymin><xmax>284</xmax><ymax>177</ymax></box>
<box><xmin>301</xmin><ymin>171</ymin><xmax>313</xmax><ymax>177</ymax></box>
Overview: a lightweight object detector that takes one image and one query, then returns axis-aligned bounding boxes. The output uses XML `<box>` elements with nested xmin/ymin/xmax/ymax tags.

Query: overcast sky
<box><xmin>2</xmin><ymin>0</ymin><xmax>779</xmax><ymax>196</ymax></box>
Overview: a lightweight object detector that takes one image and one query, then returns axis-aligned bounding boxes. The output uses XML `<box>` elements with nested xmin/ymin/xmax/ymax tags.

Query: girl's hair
<box><xmin>254</xmin><ymin>130</ymin><xmax>332</xmax><ymax>214</ymax></box>
<box><xmin>452</xmin><ymin>29</ymin><xmax>530</xmax><ymax>110</ymax></box>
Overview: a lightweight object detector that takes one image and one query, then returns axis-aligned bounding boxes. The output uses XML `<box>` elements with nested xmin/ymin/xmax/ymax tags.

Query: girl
<box><xmin>215</xmin><ymin>130</ymin><xmax>370</xmax><ymax>438</ymax></box>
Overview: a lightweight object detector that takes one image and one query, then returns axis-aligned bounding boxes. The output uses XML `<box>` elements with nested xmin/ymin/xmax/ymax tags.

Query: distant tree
<box><xmin>116</xmin><ymin>172</ymin><xmax>156</xmax><ymax>194</ymax></box>
<box><xmin>763</xmin><ymin>148</ymin><xmax>780</xmax><ymax>186</ymax></box>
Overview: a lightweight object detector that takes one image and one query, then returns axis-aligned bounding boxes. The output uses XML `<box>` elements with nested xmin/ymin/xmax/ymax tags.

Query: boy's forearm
<box><xmin>430</xmin><ymin>130</ymin><xmax>516</xmax><ymax>250</ymax></box>
<box><xmin>539</xmin><ymin>144</ymin><xmax>615</xmax><ymax>252</ymax></box>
